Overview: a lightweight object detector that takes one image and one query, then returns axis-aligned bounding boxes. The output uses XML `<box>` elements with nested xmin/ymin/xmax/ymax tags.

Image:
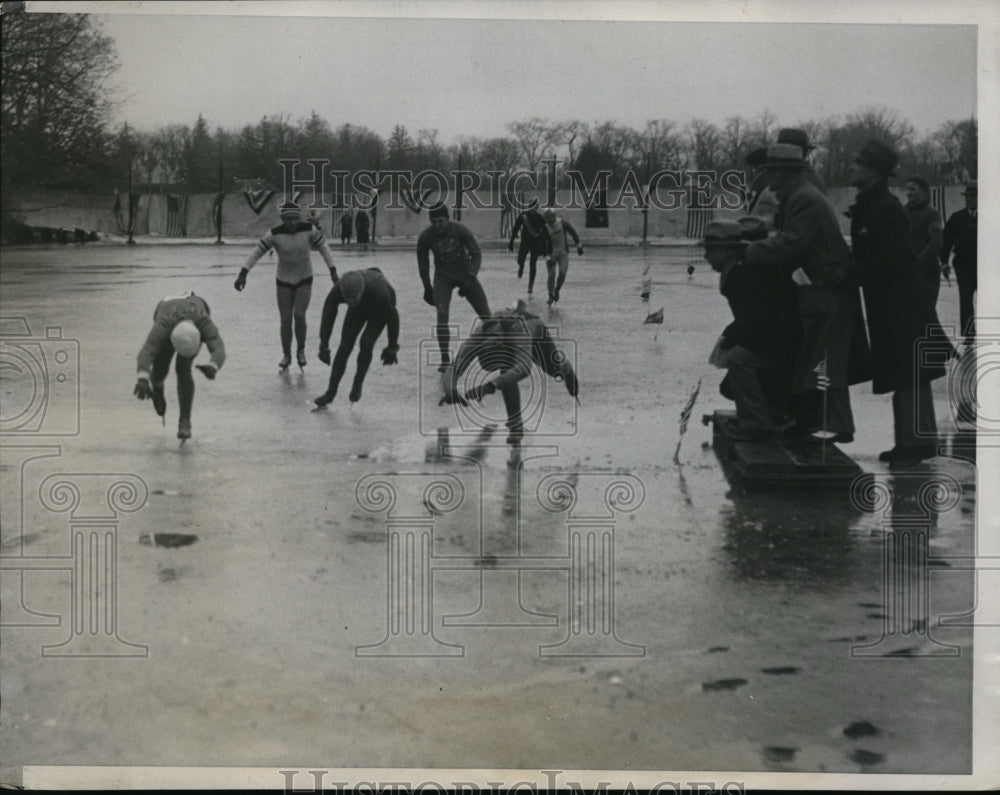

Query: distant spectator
<box><xmin>941</xmin><ymin>181</ymin><xmax>977</xmax><ymax>343</ymax></box>
<box><xmin>904</xmin><ymin>176</ymin><xmax>944</xmax><ymax>313</ymax></box>
<box><xmin>340</xmin><ymin>210</ymin><xmax>353</xmax><ymax>245</ymax></box>
<box><xmin>355</xmin><ymin>209</ymin><xmax>370</xmax><ymax>250</ymax></box>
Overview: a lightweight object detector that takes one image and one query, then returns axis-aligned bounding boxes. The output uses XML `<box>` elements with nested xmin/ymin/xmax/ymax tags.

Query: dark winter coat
<box><xmin>848</xmin><ymin>180</ymin><xmax>947</xmax><ymax>393</ymax></box>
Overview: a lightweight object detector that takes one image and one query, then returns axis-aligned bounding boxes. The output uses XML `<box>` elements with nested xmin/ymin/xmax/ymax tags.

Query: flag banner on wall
<box><xmin>686</xmin><ymin>208</ymin><xmax>714</xmax><ymax>240</ymax></box>
<box><xmin>213</xmin><ymin>192</ymin><xmax>225</xmax><ymax>236</ymax></box>
<box><xmin>243</xmin><ymin>188</ymin><xmax>275</xmax><ymax>215</ymax></box>
<box><xmin>166</xmin><ymin>195</ymin><xmax>187</xmax><ymax>237</ymax></box>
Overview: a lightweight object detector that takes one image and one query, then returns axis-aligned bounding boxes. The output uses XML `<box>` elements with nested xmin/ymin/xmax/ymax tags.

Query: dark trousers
<box><xmin>516</xmin><ymin>240</ymin><xmax>544</xmax><ymax>293</ymax></box>
<box><xmin>954</xmin><ymin>261</ymin><xmax>977</xmax><ymax>342</ymax></box>
<box><xmin>433</xmin><ymin>273</ymin><xmax>491</xmax><ymax>360</ymax></box>
<box><xmin>325</xmin><ymin>308</ymin><xmax>388</xmax><ymax>398</ymax></box>
<box><xmin>892</xmin><ymin>381</ymin><xmax>937</xmax><ymax>448</ymax></box>
<box><xmin>151</xmin><ymin>347</ymin><xmax>194</xmax><ymax>421</ymax></box>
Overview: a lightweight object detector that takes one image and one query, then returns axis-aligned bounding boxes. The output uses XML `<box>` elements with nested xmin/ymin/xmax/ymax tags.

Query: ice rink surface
<box><xmin>0</xmin><ymin>241</ymin><xmax>977</xmax><ymax>780</ymax></box>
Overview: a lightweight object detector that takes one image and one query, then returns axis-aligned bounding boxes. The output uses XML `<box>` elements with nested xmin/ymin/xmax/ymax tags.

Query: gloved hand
<box><xmin>134</xmin><ymin>377</ymin><xmax>154</xmax><ymax>400</ymax></box>
<box><xmin>438</xmin><ymin>390</ymin><xmax>469</xmax><ymax>407</ymax></box>
<box><xmin>381</xmin><ymin>345</ymin><xmax>399</xmax><ymax>366</ymax></box>
<box><xmin>508</xmin><ymin>241</ymin><xmax>514</xmax><ymax>252</ymax></box>
<box><xmin>546</xmin><ymin>257</ymin><xmax>556</xmax><ymax>268</ymax></box>
<box><xmin>577</xmin><ymin>246</ymin><xmax>584</xmax><ymax>256</ymax></box>
<box><xmin>234</xmin><ymin>268</ymin><xmax>248</xmax><ymax>291</ymax></box>
<box><xmin>195</xmin><ymin>364</ymin><xmax>217</xmax><ymax>380</ymax></box>
<box><xmin>423</xmin><ymin>285</ymin><xmax>435</xmax><ymax>306</ymax></box>
<box><xmin>329</xmin><ymin>268</ymin><xmax>338</xmax><ymax>282</ymax></box>
<box><xmin>687</xmin><ymin>263</ymin><xmax>696</xmax><ymax>276</ymax></box>
<box><xmin>318</xmin><ymin>347</ymin><xmax>331</xmax><ymax>365</ymax></box>
<box><xmin>464</xmin><ymin>380</ymin><xmax>497</xmax><ymax>403</ymax></box>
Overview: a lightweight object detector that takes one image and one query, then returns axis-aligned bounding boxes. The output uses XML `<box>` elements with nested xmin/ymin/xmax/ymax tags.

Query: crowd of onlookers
<box><xmin>702</xmin><ymin>128</ymin><xmax>977</xmax><ymax>466</ymax></box>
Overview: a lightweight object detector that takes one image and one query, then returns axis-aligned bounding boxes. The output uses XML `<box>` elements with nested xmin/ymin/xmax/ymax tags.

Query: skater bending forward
<box><xmin>134</xmin><ymin>291</ymin><xmax>226</xmax><ymax>441</ymax></box>
<box><xmin>439</xmin><ymin>302</ymin><xmax>578</xmax><ymax>444</ymax></box>
<box><xmin>314</xmin><ymin>268</ymin><xmax>400</xmax><ymax>407</ymax></box>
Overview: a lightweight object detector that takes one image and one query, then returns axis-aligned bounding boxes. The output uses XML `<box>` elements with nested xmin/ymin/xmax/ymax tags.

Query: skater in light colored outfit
<box><xmin>439</xmin><ymin>302</ymin><xmax>578</xmax><ymax>445</ymax></box>
<box><xmin>314</xmin><ymin>268</ymin><xmax>400</xmax><ymax>407</ymax></box>
<box><xmin>234</xmin><ymin>201</ymin><xmax>338</xmax><ymax>370</ymax></box>
<box><xmin>542</xmin><ymin>208</ymin><xmax>583</xmax><ymax>306</ymax></box>
<box><xmin>134</xmin><ymin>291</ymin><xmax>226</xmax><ymax>440</ymax></box>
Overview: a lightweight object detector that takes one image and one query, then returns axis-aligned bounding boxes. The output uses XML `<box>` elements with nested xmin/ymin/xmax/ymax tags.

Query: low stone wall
<box><xmin>4</xmin><ymin>184</ymin><xmax>969</xmax><ymax>243</ymax></box>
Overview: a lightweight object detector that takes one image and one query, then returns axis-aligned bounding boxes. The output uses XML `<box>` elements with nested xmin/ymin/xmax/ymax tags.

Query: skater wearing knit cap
<box><xmin>234</xmin><ymin>201</ymin><xmax>338</xmax><ymax>370</ymax></box>
<box><xmin>134</xmin><ymin>291</ymin><xmax>226</xmax><ymax>441</ymax></box>
<box><xmin>313</xmin><ymin>268</ymin><xmax>400</xmax><ymax>408</ymax></box>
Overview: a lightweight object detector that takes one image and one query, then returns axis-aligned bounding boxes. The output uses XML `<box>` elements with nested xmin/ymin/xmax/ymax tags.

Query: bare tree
<box><xmin>508</xmin><ymin>117</ymin><xmax>553</xmax><ymax>172</ymax></box>
<box><xmin>2</xmin><ymin>11</ymin><xmax>120</xmax><ymax>188</ymax></box>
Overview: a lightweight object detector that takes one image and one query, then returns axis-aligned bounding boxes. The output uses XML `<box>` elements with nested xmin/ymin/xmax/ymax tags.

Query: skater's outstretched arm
<box><xmin>318</xmin><ymin>283</ymin><xmax>343</xmax><ymax>359</ymax></box>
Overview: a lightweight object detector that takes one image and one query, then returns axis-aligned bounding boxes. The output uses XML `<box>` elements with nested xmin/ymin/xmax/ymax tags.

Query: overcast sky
<box><xmin>75</xmin><ymin>4</ymin><xmax>983</xmax><ymax>144</ymax></box>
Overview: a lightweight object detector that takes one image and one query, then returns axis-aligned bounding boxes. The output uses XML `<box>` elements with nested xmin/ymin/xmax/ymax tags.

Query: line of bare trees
<box><xmin>2</xmin><ymin>12</ymin><xmax>977</xmax><ymax>203</ymax></box>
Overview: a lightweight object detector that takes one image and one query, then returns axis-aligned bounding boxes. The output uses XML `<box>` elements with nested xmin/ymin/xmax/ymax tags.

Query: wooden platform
<box><xmin>704</xmin><ymin>410</ymin><xmax>866</xmax><ymax>492</ymax></box>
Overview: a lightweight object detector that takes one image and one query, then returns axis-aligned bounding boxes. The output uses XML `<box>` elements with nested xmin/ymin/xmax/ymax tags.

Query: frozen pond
<box><xmin>0</xmin><ymin>241</ymin><xmax>978</xmax><ymax>782</ymax></box>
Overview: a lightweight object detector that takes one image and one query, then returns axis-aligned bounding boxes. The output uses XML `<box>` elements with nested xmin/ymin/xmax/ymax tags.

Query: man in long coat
<box><xmin>743</xmin><ymin>142</ymin><xmax>871</xmax><ymax>444</ymax></box>
<box><xmin>847</xmin><ymin>140</ymin><xmax>947</xmax><ymax>465</ymax></box>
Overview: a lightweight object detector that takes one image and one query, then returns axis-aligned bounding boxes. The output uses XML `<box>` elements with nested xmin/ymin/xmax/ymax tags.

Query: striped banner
<box><xmin>930</xmin><ymin>185</ymin><xmax>946</xmax><ymax>219</ymax></box>
<box><xmin>166</xmin><ymin>195</ymin><xmax>187</xmax><ymax>237</ymax></box>
<box><xmin>686</xmin><ymin>207</ymin><xmax>715</xmax><ymax>240</ymax></box>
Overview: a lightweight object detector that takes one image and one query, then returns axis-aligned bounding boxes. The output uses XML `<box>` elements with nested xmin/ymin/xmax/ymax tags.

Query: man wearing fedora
<box><xmin>941</xmin><ymin>181</ymin><xmax>978</xmax><ymax>344</ymax></box>
<box><xmin>847</xmin><ymin>140</ymin><xmax>947</xmax><ymax>465</ymax></box>
<box><xmin>744</xmin><ymin>128</ymin><xmax>825</xmax><ymax>220</ymax></box>
<box><xmin>703</xmin><ymin>218</ymin><xmax>794</xmax><ymax>440</ymax></box>
<box><xmin>743</xmin><ymin>142</ymin><xmax>871</xmax><ymax>444</ymax></box>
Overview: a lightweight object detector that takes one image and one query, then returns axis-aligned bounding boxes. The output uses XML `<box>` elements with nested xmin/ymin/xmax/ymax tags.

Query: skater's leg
<box><xmin>150</xmin><ymin>345</ymin><xmax>173</xmax><ymax>417</ymax></box>
<box><xmin>276</xmin><ymin>281</ymin><xmax>295</xmax><ymax>357</ymax></box>
<box><xmin>553</xmin><ymin>254</ymin><xmax>569</xmax><ymax>300</ymax></box>
<box><xmin>350</xmin><ymin>318</ymin><xmax>387</xmax><ymax>402</ymax></box>
<box><xmin>175</xmin><ymin>354</ymin><xmax>194</xmax><ymax>438</ymax></box>
<box><xmin>500</xmin><ymin>381</ymin><xmax>524</xmax><ymax>443</ymax></box>
<box><xmin>461</xmin><ymin>276</ymin><xmax>491</xmax><ymax>319</ymax></box>
<box><xmin>527</xmin><ymin>251</ymin><xmax>539</xmax><ymax>295</ymax></box>
<box><xmin>546</xmin><ymin>260</ymin><xmax>557</xmax><ymax>303</ymax></box>
<box><xmin>318</xmin><ymin>309</ymin><xmax>364</xmax><ymax>405</ymax></box>
<box><xmin>516</xmin><ymin>240</ymin><xmax>528</xmax><ymax>278</ymax></box>
<box><xmin>433</xmin><ymin>276</ymin><xmax>455</xmax><ymax>365</ymax></box>
<box><xmin>293</xmin><ymin>280</ymin><xmax>312</xmax><ymax>362</ymax></box>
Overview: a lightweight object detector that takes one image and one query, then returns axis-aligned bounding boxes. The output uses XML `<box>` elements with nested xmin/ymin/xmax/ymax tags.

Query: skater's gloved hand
<box><xmin>577</xmin><ymin>246</ymin><xmax>584</xmax><ymax>256</ymax></box>
<box><xmin>195</xmin><ymin>364</ymin><xmax>217</xmax><ymax>380</ymax></box>
<box><xmin>329</xmin><ymin>267</ymin><xmax>338</xmax><ymax>282</ymax></box>
<box><xmin>439</xmin><ymin>389</ymin><xmax>469</xmax><ymax>407</ymax></box>
<box><xmin>380</xmin><ymin>345</ymin><xmax>399</xmax><ymax>366</ymax></box>
<box><xmin>134</xmin><ymin>377</ymin><xmax>154</xmax><ymax>400</ymax></box>
<box><xmin>464</xmin><ymin>380</ymin><xmax>497</xmax><ymax>403</ymax></box>
<box><xmin>546</xmin><ymin>257</ymin><xmax>556</xmax><ymax>268</ymax></box>
<box><xmin>423</xmin><ymin>285</ymin><xmax>435</xmax><ymax>306</ymax></box>
<box><xmin>318</xmin><ymin>347</ymin><xmax>331</xmax><ymax>365</ymax></box>
<box><xmin>234</xmin><ymin>268</ymin><xmax>248</xmax><ymax>291</ymax></box>
<box><xmin>687</xmin><ymin>263</ymin><xmax>696</xmax><ymax>276</ymax></box>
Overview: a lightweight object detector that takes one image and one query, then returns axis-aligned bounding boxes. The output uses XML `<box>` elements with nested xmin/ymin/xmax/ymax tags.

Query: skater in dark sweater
<box><xmin>313</xmin><ymin>268</ymin><xmax>400</xmax><ymax>407</ymax></box>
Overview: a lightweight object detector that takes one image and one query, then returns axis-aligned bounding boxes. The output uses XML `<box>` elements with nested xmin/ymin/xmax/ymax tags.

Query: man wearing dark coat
<box><xmin>702</xmin><ymin>218</ymin><xmax>793</xmax><ymax>440</ymax></box>
<box><xmin>744</xmin><ymin>142</ymin><xmax>871</xmax><ymax>444</ymax></box>
<box><xmin>940</xmin><ymin>181</ymin><xmax>977</xmax><ymax>343</ymax></box>
<box><xmin>847</xmin><ymin>140</ymin><xmax>947</xmax><ymax>465</ymax></box>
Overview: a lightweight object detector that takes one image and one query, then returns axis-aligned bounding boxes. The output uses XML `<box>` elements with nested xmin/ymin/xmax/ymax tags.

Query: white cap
<box><xmin>170</xmin><ymin>320</ymin><xmax>202</xmax><ymax>358</ymax></box>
